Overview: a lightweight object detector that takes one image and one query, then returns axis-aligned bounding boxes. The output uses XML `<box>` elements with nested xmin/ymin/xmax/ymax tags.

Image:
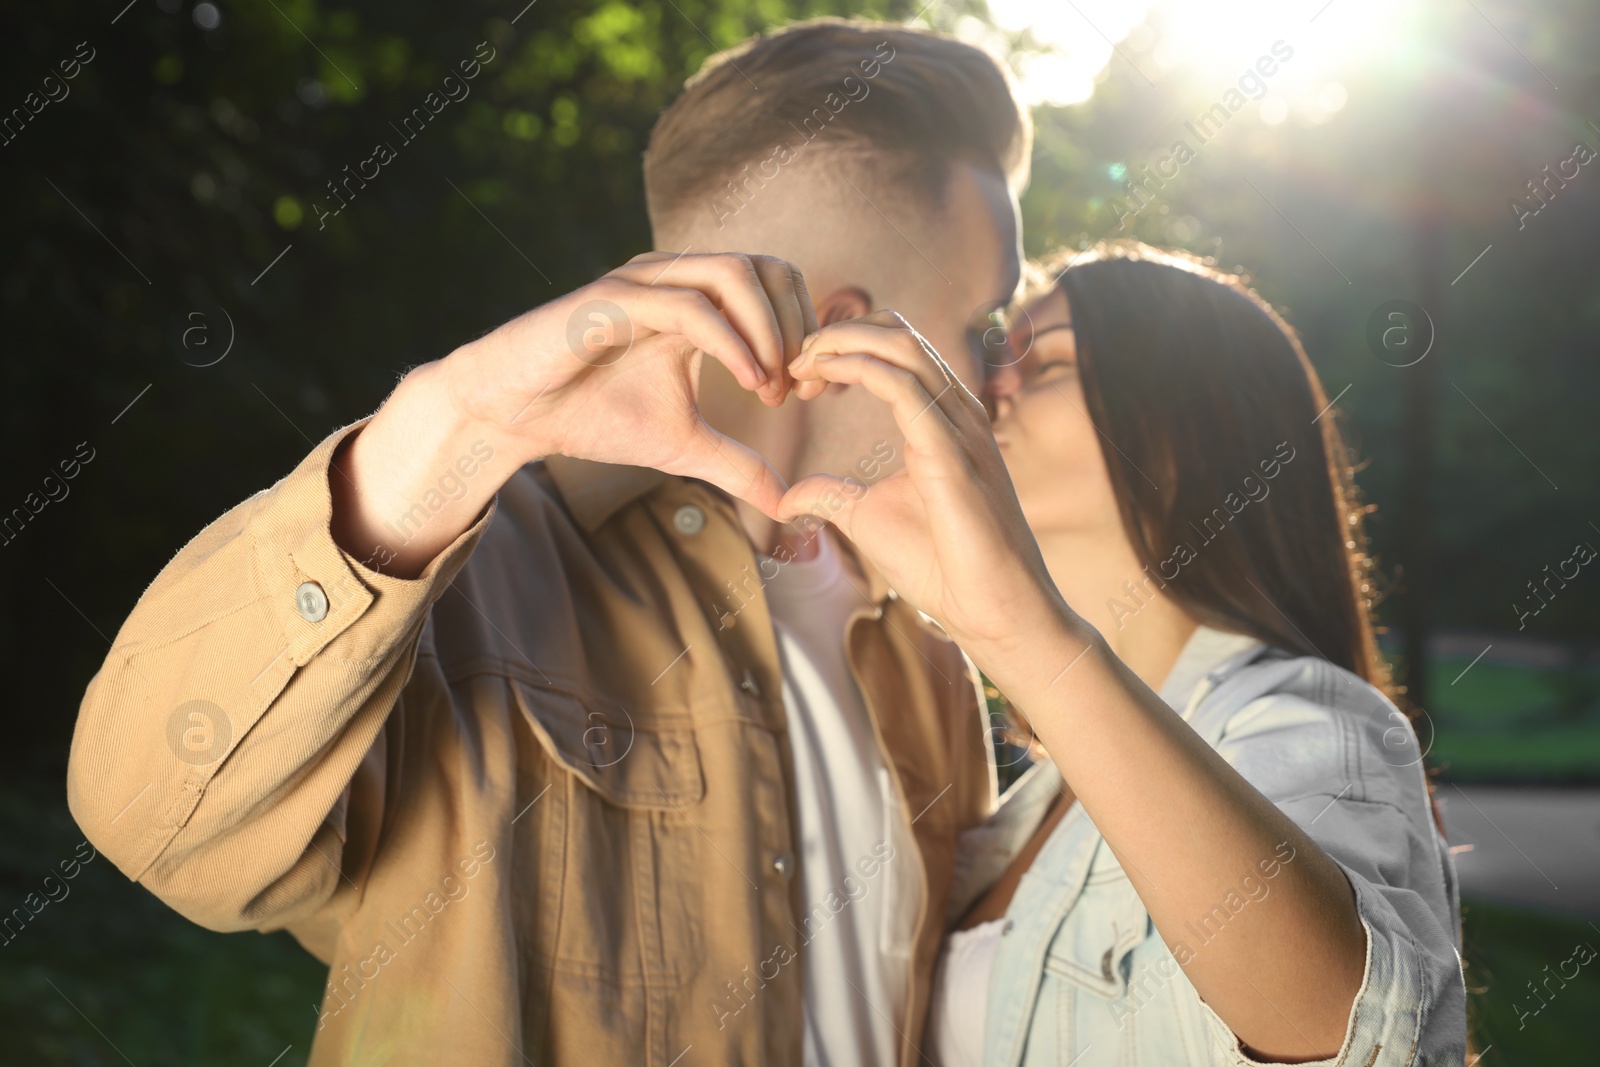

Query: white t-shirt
<box><xmin>764</xmin><ymin>529</ymin><xmax>904</xmax><ymax>1067</ymax></box>
<box><xmin>925</xmin><ymin>918</ymin><xmax>1006</xmax><ymax>1067</ymax></box>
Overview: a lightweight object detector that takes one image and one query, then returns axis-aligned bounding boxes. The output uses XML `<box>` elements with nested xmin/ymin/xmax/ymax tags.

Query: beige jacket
<box><xmin>67</xmin><ymin>418</ymin><xmax>996</xmax><ymax>1066</ymax></box>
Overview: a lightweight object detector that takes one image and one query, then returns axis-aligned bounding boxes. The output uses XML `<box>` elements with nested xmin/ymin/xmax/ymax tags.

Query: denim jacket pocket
<box><xmin>1042</xmin><ymin>865</ymin><xmax>1151</xmax><ymax>1000</ymax></box>
<box><xmin>1019</xmin><ymin>870</ymin><xmax>1156</xmax><ymax>1066</ymax></box>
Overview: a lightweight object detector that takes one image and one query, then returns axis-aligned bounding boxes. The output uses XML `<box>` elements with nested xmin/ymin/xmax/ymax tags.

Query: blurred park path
<box><xmin>1443</xmin><ymin>785</ymin><xmax>1600</xmax><ymax>919</ymax></box>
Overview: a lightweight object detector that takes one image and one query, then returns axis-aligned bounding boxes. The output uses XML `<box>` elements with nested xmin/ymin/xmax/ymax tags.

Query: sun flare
<box><xmin>941</xmin><ymin>0</ymin><xmax>1420</xmax><ymax>116</ymax></box>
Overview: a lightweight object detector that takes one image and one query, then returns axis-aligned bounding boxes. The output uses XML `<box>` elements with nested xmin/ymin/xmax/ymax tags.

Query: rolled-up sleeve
<box><xmin>1199</xmin><ymin>684</ymin><xmax>1468</xmax><ymax>1065</ymax></box>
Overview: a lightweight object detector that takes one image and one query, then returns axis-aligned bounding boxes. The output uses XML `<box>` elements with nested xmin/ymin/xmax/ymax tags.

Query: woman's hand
<box><xmin>777</xmin><ymin>311</ymin><xmax>1077</xmax><ymax>664</ymax></box>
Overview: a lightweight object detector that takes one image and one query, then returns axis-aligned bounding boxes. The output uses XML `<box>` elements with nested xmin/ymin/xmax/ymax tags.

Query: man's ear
<box><xmin>814</xmin><ymin>286</ymin><xmax>873</xmax><ymax>327</ymax></box>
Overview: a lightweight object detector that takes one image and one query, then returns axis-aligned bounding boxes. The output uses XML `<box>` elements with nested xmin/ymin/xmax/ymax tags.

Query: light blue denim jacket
<box><xmin>946</xmin><ymin>626</ymin><xmax>1466</xmax><ymax>1066</ymax></box>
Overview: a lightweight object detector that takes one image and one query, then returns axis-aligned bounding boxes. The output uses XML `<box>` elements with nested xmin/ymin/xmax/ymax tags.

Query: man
<box><xmin>67</xmin><ymin>18</ymin><xmax>1029</xmax><ymax>1066</ymax></box>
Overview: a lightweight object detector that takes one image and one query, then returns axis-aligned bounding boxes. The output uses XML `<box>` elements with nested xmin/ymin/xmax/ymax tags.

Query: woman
<box><xmin>777</xmin><ymin>241</ymin><xmax>1465</xmax><ymax>1066</ymax></box>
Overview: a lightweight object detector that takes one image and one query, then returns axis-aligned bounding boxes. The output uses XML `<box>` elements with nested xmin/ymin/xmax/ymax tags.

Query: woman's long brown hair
<box><xmin>1036</xmin><ymin>240</ymin><xmax>1393</xmax><ymax>702</ymax></box>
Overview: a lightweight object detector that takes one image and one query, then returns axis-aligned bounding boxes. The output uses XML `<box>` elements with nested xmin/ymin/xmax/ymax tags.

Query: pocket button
<box><xmin>673</xmin><ymin>504</ymin><xmax>706</xmax><ymax>536</ymax></box>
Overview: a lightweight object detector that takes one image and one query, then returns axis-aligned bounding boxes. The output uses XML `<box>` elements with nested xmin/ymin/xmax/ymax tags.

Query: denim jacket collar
<box><xmin>1157</xmin><ymin>625</ymin><xmax>1267</xmax><ymax>716</ymax></box>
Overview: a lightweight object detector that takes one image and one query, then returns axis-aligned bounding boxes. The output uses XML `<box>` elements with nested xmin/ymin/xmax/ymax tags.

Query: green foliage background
<box><xmin>3</xmin><ymin>0</ymin><xmax>1598</xmax><ymax>1062</ymax></box>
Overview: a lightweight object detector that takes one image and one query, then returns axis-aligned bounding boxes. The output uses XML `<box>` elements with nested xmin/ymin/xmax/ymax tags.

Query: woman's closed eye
<box><xmin>1032</xmin><ymin>358</ymin><xmax>1077</xmax><ymax>383</ymax></box>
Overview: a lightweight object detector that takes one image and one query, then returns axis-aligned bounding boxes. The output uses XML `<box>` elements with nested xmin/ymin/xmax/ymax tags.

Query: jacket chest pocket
<box><xmin>1034</xmin><ymin>856</ymin><xmax>1154</xmax><ymax>1064</ymax></box>
<box><xmin>509</xmin><ymin>678</ymin><xmax>705</xmax><ymax>982</ymax></box>
<box><xmin>1043</xmin><ymin>863</ymin><xmax>1149</xmax><ymax>991</ymax></box>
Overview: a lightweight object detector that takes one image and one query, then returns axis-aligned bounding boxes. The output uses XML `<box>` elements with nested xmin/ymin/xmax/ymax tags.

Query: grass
<box><xmin>1427</xmin><ymin>660</ymin><xmax>1599</xmax><ymax>725</ymax></box>
<box><xmin>1462</xmin><ymin>897</ymin><xmax>1600</xmax><ymax>1064</ymax></box>
<box><xmin>1422</xmin><ymin>659</ymin><xmax>1600</xmax><ymax>783</ymax></box>
<box><xmin>0</xmin><ymin>773</ymin><xmax>324</xmax><ymax>1067</ymax></box>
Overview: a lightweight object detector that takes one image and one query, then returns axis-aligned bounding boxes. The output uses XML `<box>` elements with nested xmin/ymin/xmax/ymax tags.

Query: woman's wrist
<box><xmin>962</xmin><ymin>594</ymin><xmax>1106</xmax><ymax>703</ymax></box>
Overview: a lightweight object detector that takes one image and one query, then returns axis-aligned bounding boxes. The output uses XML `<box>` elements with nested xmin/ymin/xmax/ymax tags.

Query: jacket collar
<box><xmin>1157</xmin><ymin>624</ymin><xmax>1268</xmax><ymax>717</ymax></box>
<box><xmin>540</xmin><ymin>455</ymin><xmax>669</xmax><ymax>532</ymax></box>
<box><xmin>832</xmin><ymin>531</ymin><xmax>895</xmax><ymax>608</ymax></box>
<box><xmin>540</xmin><ymin>455</ymin><xmax>894</xmax><ymax>605</ymax></box>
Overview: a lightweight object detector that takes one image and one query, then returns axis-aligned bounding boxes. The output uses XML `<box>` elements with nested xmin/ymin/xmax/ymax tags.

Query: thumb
<box><xmin>672</xmin><ymin>423</ymin><xmax>790</xmax><ymax>521</ymax></box>
<box><xmin>776</xmin><ymin>474</ymin><xmax>863</xmax><ymax>535</ymax></box>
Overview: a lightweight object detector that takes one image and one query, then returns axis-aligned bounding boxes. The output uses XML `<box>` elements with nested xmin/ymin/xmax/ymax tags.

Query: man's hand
<box><xmin>448</xmin><ymin>251</ymin><xmax>817</xmax><ymax>511</ymax></box>
<box><xmin>776</xmin><ymin>310</ymin><xmax>1068</xmax><ymax>662</ymax></box>
<box><xmin>331</xmin><ymin>252</ymin><xmax>817</xmax><ymax>578</ymax></box>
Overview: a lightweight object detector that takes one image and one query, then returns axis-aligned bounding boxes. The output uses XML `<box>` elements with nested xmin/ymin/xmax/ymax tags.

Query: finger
<box><xmin>791</xmin><ymin>377</ymin><xmax>829</xmax><ymax>402</ymax></box>
<box><xmin>618</xmin><ymin>253</ymin><xmax>787</xmax><ymax>404</ymax></box>
<box><xmin>798</xmin><ymin>315</ymin><xmax>952</xmax><ymax>395</ymax></box>
<box><xmin>794</xmin><ymin>318</ymin><xmax>972</xmax><ymax>421</ymax></box>
<box><xmin>751</xmin><ymin>256</ymin><xmax>815</xmax><ymax>400</ymax></box>
<box><xmin>801</xmin><ymin>352</ymin><xmax>968</xmax><ymax>458</ymax></box>
<box><xmin>794</xmin><ymin>268</ymin><xmax>820</xmax><ymax>336</ymax></box>
<box><xmin>670</xmin><ymin>419</ymin><xmax>790</xmax><ymax>520</ymax></box>
<box><xmin>616</xmin><ymin>284</ymin><xmax>767</xmax><ymax>394</ymax></box>
<box><xmin>753</xmin><ymin>255</ymin><xmax>820</xmax><ymax>350</ymax></box>
<box><xmin>775</xmin><ymin>473</ymin><xmax>864</xmax><ymax>534</ymax></box>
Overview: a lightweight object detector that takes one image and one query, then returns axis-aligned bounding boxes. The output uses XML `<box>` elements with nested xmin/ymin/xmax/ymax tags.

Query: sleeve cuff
<box><xmin>249</xmin><ymin>417</ymin><xmax>498</xmax><ymax>681</ymax></box>
<box><xmin>1197</xmin><ymin>865</ymin><xmax>1427</xmax><ymax>1066</ymax></box>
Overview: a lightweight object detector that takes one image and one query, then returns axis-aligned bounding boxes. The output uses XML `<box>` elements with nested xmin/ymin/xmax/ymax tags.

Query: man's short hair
<box><xmin>644</xmin><ymin>18</ymin><xmax>1031</xmax><ymax>237</ymax></box>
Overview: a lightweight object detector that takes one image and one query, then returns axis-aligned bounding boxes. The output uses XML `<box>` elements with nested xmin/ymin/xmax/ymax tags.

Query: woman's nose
<box><xmin>986</xmin><ymin>357</ymin><xmax>1023</xmax><ymax>401</ymax></box>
